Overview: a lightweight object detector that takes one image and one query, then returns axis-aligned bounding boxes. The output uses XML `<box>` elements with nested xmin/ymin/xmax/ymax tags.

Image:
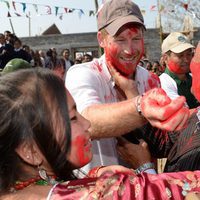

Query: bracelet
<box><xmin>134</xmin><ymin>162</ymin><xmax>155</xmax><ymax>175</ymax></box>
<box><xmin>135</xmin><ymin>95</ymin><xmax>143</xmax><ymax>115</ymax></box>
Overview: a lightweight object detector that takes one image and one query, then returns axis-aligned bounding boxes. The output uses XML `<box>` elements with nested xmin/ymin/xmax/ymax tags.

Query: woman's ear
<box><xmin>15</xmin><ymin>141</ymin><xmax>43</xmax><ymax>166</ymax></box>
<box><xmin>97</xmin><ymin>31</ymin><xmax>106</xmax><ymax>48</ymax></box>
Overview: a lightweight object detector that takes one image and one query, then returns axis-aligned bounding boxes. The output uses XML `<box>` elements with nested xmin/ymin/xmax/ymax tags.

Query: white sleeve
<box><xmin>65</xmin><ymin>66</ymin><xmax>102</xmax><ymax>113</ymax></box>
<box><xmin>159</xmin><ymin>73</ymin><xmax>179</xmax><ymax>100</ymax></box>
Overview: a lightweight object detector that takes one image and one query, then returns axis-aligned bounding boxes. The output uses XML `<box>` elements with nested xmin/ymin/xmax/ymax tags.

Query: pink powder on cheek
<box><xmin>168</xmin><ymin>60</ymin><xmax>187</xmax><ymax>74</ymax></box>
<box><xmin>72</xmin><ymin>135</ymin><xmax>88</xmax><ymax>166</ymax></box>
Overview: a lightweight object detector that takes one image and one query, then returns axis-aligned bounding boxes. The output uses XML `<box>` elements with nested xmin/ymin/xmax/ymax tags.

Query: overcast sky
<box><xmin>0</xmin><ymin>0</ymin><xmax>158</xmax><ymax>37</ymax></box>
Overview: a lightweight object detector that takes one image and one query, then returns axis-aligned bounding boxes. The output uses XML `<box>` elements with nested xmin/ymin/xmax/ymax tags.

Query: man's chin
<box><xmin>115</xmin><ymin>67</ymin><xmax>133</xmax><ymax>77</ymax></box>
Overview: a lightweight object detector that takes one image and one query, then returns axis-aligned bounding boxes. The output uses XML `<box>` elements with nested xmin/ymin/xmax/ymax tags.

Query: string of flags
<box><xmin>147</xmin><ymin>1</ymin><xmax>200</xmax><ymax>20</ymax></box>
<box><xmin>0</xmin><ymin>0</ymin><xmax>96</xmax><ymax>19</ymax></box>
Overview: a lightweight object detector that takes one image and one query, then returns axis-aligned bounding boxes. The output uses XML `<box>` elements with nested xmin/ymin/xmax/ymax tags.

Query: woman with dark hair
<box><xmin>0</xmin><ymin>68</ymin><xmax>200</xmax><ymax>199</ymax></box>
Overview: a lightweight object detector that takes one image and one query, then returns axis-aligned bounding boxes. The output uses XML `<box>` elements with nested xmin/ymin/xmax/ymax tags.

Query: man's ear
<box><xmin>162</xmin><ymin>53</ymin><xmax>168</xmax><ymax>64</ymax></box>
<box><xmin>15</xmin><ymin>141</ymin><xmax>43</xmax><ymax>166</ymax></box>
<box><xmin>97</xmin><ymin>31</ymin><xmax>106</xmax><ymax>48</ymax></box>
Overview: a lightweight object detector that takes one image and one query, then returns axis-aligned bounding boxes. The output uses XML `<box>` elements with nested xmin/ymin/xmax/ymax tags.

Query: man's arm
<box><xmin>82</xmin><ymin>90</ymin><xmax>189</xmax><ymax>139</ymax></box>
<box><xmin>82</xmin><ymin>99</ymin><xmax>146</xmax><ymax>139</ymax></box>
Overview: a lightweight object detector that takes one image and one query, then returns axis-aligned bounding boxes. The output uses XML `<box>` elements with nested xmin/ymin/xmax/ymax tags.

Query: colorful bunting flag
<box><xmin>7</xmin><ymin>11</ymin><xmax>11</xmax><ymax>17</ymax></box>
<box><xmin>59</xmin><ymin>14</ymin><xmax>63</xmax><ymax>20</ymax></box>
<box><xmin>15</xmin><ymin>12</ymin><xmax>21</xmax><ymax>16</ymax></box>
<box><xmin>55</xmin><ymin>6</ymin><xmax>59</xmax><ymax>16</ymax></box>
<box><xmin>150</xmin><ymin>5</ymin><xmax>156</xmax><ymax>11</ymax></box>
<box><xmin>12</xmin><ymin>1</ymin><xmax>16</xmax><ymax>10</ymax></box>
<box><xmin>21</xmin><ymin>3</ymin><xmax>26</xmax><ymax>13</ymax></box>
<box><xmin>183</xmin><ymin>3</ymin><xmax>188</xmax><ymax>11</ymax></box>
<box><xmin>2</xmin><ymin>0</ymin><xmax>10</xmax><ymax>9</ymax></box>
<box><xmin>46</xmin><ymin>5</ymin><xmax>51</xmax><ymax>15</ymax></box>
<box><xmin>33</xmin><ymin>4</ymin><xmax>38</xmax><ymax>13</ymax></box>
<box><xmin>0</xmin><ymin>1</ymin><xmax>96</xmax><ymax>18</ymax></box>
<box><xmin>78</xmin><ymin>9</ymin><xmax>84</xmax><ymax>18</ymax></box>
<box><xmin>89</xmin><ymin>10</ymin><xmax>95</xmax><ymax>16</ymax></box>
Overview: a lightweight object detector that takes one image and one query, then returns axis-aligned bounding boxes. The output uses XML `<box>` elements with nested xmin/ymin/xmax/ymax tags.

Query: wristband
<box><xmin>135</xmin><ymin>162</ymin><xmax>155</xmax><ymax>175</ymax></box>
<box><xmin>135</xmin><ymin>95</ymin><xmax>143</xmax><ymax>115</ymax></box>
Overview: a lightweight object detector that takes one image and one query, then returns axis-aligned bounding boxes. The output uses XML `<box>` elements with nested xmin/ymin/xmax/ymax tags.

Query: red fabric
<box><xmin>49</xmin><ymin>170</ymin><xmax>200</xmax><ymax>199</ymax></box>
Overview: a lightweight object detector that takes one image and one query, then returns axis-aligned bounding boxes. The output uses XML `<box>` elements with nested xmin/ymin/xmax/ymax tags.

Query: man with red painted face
<box><xmin>65</xmin><ymin>0</ymin><xmax>189</xmax><ymax>176</ymax></box>
<box><xmin>160</xmin><ymin>32</ymin><xmax>200</xmax><ymax>109</ymax></box>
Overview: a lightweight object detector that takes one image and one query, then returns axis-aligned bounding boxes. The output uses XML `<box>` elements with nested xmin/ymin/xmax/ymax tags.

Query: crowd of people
<box><xmin>0</xmin><ymin>30</ymin><xmax>94</xmax><ymax>80</ymax></box>
<box><xmin>0</xmin><ymin>0</ymin><xmax>200</xmax><ymax>199</ymax></box>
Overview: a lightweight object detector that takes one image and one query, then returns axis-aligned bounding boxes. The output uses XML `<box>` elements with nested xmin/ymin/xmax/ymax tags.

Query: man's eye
<box><xmin>115</xmin><ymin>38</ymin><xmax>125</xmax><ymax>42</ymax></box>
<box><xmin>133</xmin><ymin>37</ymin><xmax>141</xmax><ymax>41</ymax></box>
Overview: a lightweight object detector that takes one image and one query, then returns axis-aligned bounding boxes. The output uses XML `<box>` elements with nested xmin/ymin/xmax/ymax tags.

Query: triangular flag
<box><xmin>59</xmin><ymin>14</ymin><xmax>63</xmax><ymax>20</ymax></box>
<box><xmin>150</xmin><ymin>5</ymin><xmax>156</xmax><ymax>11</ymax></box>
<box><xmin>12</xmin><ymin>1</ymin><xmax>16</xmax><ymax>10</ymax></box>
<box><xmin>33</xmin><ymin>4</ymin><xmax>38</xmax><ymax>13</ymax></box>
<box><xmin>69</xmin><ymin>9</ymin><xmax>74</xmax><ymax>13</ymax></box>
<box><xmin>3</xmin><ymin>0</ymin><xmax>10</xmax><ymax>9</ymax></box>
<box><xmin>64</xmin><ymin>8</ymin><xmax>69</xmax><ymax>13</ymax></box>
<box><xmin>78</xmin><ymin>9</ymin><xmax>84</xmax><ymax>18</ymax></box>
<box><xmin>89</xmin><ymin>10</ymin><xmax>95</xmax><ymax>16</ymax></box>
<box><xmin>183</xmin><ymin>3</ymin><xmax>188</xmax><ymax>11</ymax></box>
<box><xmin>7</xmin><ymin>11</ymin><xmax>11</xmax><ymax>17</ymax></box>
<box><xmin>15</xmin><ymin>12</ymin><xmax>21</xmax><ymax>17</ymax></box>
<box><xmin>21</xmin><ymin>3</ymin><xmax>26</xmax><ymax>13</ymax></box>
<box><xmin>55</xmin><ymin>6</ymin><xmax>59</xmax><ymax>16</ymax></box>
<box><xmin>46</xmin><ymin>6</ymin><xmax>51</xmax><ymax>15</ymax></box>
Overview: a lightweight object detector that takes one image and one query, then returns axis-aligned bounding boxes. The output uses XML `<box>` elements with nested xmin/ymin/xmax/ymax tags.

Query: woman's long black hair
<box><xmin>0</xmin><ymin>68</ymin><xmax>75</xmax><ymax>193</ymax></box>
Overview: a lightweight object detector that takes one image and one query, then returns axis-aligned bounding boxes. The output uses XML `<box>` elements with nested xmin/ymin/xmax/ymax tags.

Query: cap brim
<box><xmin>171</xmin><ymin>43</ymin><xmax>194</xmax><ymax>53</ymax></box>
<box><xmin>105</xmin><ymin>15</ymin><xmax>145</xmax><ymax>36</ymax></box>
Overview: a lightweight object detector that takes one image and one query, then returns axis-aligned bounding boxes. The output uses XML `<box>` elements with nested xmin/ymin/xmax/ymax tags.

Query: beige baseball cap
<box><xmin>162</xmin><ymin>32</ymin><xmax>194</xmax><ymax>54</ymax></box>
<box><xmin>97</xmin><ymin>0</ymin><xmax>145</xmax><ymax>36</ymax></box>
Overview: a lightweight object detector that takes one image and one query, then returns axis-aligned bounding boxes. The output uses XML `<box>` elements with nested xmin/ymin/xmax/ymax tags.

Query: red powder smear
<box><xmin>91</xmin><ymin>60</ymin><xmax>103</xmax><ymax>72</ymax></box>
<box><xmin>148</xmin><ymin>72</ymin><xmax>161</xmax><ymax>89</ymax></box>
<box><xmin>168</xmin><ymin>60</ymin><xmax>187</xmax><ymax>74</ymax></box>
<box><xmin>142</xmin><ymin>88</ymin><xmax>171</xmax><ymax>108</ymax></box>
<box><xmin>160</xmin><ymin>105</ymin><xmax>188</xmax><ymax>131</ymax></box>
<box><xmin>72</xmin><ymin>135</ymin><xmax>88</xmax><ymax>166</ymax></box>
<box><xmin>154</xmin><ymin>129</ymin><xmax>170</xmax><ymax>145</ymax></box>
<box><xmin>126</xmin><ymin>27</ymin><xmax>139</xmax><ymax>37</ymax></box>
<box><xmin>190</xmin><ymin>42</ymin><xmax>200</xmax><ymax>101</ymax></box>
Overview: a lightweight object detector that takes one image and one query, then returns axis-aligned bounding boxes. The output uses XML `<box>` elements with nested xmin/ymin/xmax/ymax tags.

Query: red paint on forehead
<box><xmin>125</xmin><ymin>28</ymin><xmax>139</xmax><ymax>37</ymax></box>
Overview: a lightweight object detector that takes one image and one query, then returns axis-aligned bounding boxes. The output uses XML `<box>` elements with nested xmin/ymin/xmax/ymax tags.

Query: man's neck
<box><xmin>176</xmin><ymin>73</ymin><xmax>187</xmax><ymax>81</ymax></box>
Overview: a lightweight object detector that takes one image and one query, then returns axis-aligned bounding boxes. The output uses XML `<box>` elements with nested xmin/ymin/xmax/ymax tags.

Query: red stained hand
<box><xmin>141</xmin><ymin>88</ymin><xmax>189</xmax><ymax>131</ymax></box>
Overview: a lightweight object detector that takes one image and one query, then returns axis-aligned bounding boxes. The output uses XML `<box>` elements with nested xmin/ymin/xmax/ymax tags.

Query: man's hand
<box><xmin>116</xmin><ymin>137</ymin><xmax>151</xmax><ymax>169</ymax></box>
<box><xmin>109</xmin><ymin>65</ymin><xmax>139</xmax><ymax>99</ymax></box>
<box><xmin>140</xmin><ymin>88</ymin><xmax>189</xmax><ymax>131</ymax></box>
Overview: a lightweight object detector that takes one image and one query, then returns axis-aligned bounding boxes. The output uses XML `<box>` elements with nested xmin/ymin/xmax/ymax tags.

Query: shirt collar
<box><xmin>99</xmin><ymin>54</ymin><xmax>115</xmax><ymax>86</ymax></box>
<box><xmin>165</xmin><ymin>67</ymin><xmax>190</xmax><ymax>85</ymax></box>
